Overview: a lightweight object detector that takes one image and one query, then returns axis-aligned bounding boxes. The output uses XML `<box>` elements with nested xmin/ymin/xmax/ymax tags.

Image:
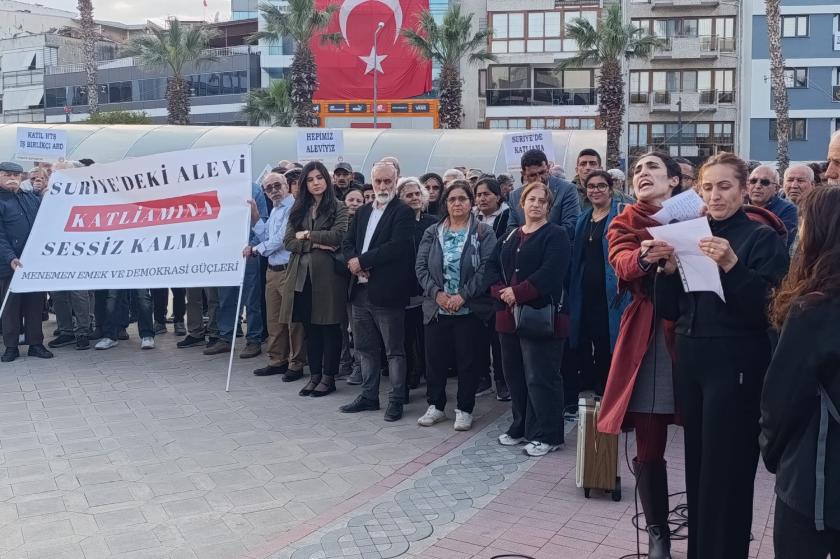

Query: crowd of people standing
<box><xmin>0</xmin><ymin>130</ymin><xmax>839</xmax><ymax>559</ymax></box>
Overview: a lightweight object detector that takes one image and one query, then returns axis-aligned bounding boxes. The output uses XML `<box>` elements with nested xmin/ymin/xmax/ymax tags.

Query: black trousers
<box><xmin>677</xmin><ymin>334</ymin><xmax>769</xmax><ymax>559</ymax></box>
<box><xmin>404</xmin><ymin>306</ymin><xmax>425</xmax><ymax>381</ymax></box>
<box><xmin>774</xmin><ymin>497</ymin><xmax>840</xmax><ymax>559</ymax></box>
<box><xmin>499</xmin><ymin>333</ymin><xmax>565</xmax><ymax>445</ymax></box>
<box><xmin>304</xmin><ymin>323</ymin><xmax>342</xmax><ymax>377</ymax></box>
<box><xmin>577</xmin><ymin>331</ymin><xmax>612</xmax><ymax>395</ymax></box>
<box><xmin>424</xmin><ymin>314</ymin><xmax>486</xmax><ymax>414</ymax></box>
<box><xmin>151</xmin><ymin>288</ymin><xmax>186</xmax><ymax>324</ymax></box>
<box><xmin>0</xmin><ymin>279</ymin><xmax>44</xmax><ymax>348</ymax></box>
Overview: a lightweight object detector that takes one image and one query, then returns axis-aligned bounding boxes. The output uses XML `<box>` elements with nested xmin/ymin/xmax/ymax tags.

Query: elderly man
<box><xmin>0</xmin><ymin>162</ymin><xmax>52</xmax><ymax>362</ymax></box>
<box><xmin>748</xmin><ymin>165</ymin><xmax>797</xmax><ymax>248</ymax></box>
<box><xmin>245</xmin><ymin>172</ymin><xmax>306</xmax><ymax>380</ymax></box>
<box><xmin>340</xmin><ymin>162</ymin><xmax>415</xmax><ymax>422</ymax></box>
<box><xmin>783</xmin><ymin>164</ymin><xmax>816</xmax><ymax>206</ymax></box>
<box><xmin>826</xmin><ymin>130</ymin><xmax>840</xmax><ymax>187</ymax></box>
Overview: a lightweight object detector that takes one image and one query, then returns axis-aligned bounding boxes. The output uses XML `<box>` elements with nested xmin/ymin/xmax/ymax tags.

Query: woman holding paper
<box><xmin>655</xmin><ymin>152</ymin><xmax>789</xmax><ymax>559</ymax></box>
<box><xmin>598</xmin><ymin>151</ymin><xmax>681</xmax><ymax>559</ymax></box>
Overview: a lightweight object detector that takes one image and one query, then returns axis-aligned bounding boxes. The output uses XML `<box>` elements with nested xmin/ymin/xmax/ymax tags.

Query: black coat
<box><xmin>657</xmin><ymin>210</ymin><xmax>789</xmax><ymax>337</ymax></box>
<box><xmin>760</xmin><ymin>295</ymin><xmax>840</xmax><ymax>531</ymax></box>
<box><xmin>0</xmin><ymin>189</ymin><xmax>40</xmax><ymax>280</ymax></box>
<box><xmin>342</xmin><ymin>199</ymin><xmax>415</xmax><ymax>308</ymax></box>
<box><xmin>410</xmin><ymin>214</ymin><xmax>437</xmax><ymax>297</ymax></box>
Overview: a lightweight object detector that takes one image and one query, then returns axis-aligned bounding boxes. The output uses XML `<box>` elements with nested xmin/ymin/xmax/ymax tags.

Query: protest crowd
<box><xmin>0</xmin><ymin>129</ymin><xmax>839</xmax><ymax>559</ymax></box>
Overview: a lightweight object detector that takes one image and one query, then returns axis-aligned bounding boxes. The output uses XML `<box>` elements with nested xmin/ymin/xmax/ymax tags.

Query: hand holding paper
<box><xmin>647</xmin><ymin>217</ymin><xmax>726</xmax><ymax>302</ymax></box>
<box><xmin>652</xmin><ymin>189</ymin><xmax>706</xmax><ymax>224</ymax></box>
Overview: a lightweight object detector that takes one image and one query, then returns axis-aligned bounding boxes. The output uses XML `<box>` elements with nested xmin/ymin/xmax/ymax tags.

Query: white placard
<box><xmin>10</xmin><ymin>145</ymin><xmax>252</xmax><ymax>293</ymax></box>
<box><xmin>652</xmin><ymin>189</ymin><xmax>706</xmax><ymax>224</ymax></box>
<box><xmin>502</xmin><ymin>130</ymin><xmax>555</xmax><ymax>170</ymax></box>
<box><xmin>296</xmin><ymin>129</ymin><xmax>344</xmax><ymax>163</ymax></box>
<box><xmin>15</xmin><ymin>127</ymin><xmax>67</xmax><ymax>162</ymax></box>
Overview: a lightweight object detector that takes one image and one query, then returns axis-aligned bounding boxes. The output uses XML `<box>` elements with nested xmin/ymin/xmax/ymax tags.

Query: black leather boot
<box><xmin>634</xmin><ymin>458</ymin><xmax>672</xmax><ymax>559</ymax></box>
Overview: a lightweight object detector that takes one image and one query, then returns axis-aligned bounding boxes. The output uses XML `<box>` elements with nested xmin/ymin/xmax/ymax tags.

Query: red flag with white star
<box><xmin>311</xmin><ymin>0</ymin><xmax>432</xmax><ymax>100</ymax></box>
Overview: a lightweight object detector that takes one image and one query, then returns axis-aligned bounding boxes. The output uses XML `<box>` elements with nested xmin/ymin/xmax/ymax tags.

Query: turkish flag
<box><xmin>312</xmin><ymin>0</ymin><xmax>432</xmax><ymax>100</ymax></box>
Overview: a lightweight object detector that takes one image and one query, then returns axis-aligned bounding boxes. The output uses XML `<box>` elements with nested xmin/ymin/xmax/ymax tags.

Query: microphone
<box><xmin>656</xmin><ymin>258</ymin><xmax>667</xmax><ymax>274</ymax></box>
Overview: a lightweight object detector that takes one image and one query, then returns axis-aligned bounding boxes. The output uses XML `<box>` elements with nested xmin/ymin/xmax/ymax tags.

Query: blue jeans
<box><xmin>98</xmin><ymin>290</ymin><xmax>154</xmax><ymax>340</ymax></box>
<box><xmin>217</xmin><ymin>257</ymin><xmax>264</xmax><ymax>344</ymax></box>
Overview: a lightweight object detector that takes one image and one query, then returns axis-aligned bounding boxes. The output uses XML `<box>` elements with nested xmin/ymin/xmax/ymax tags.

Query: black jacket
<box><xmin>0</xmin><ymin>189</ymin><xmax>40</xmax><ymax>280</ymax></box>
<box><xmin>410</xmin><ymin>214</ymin><xmax>437</xmax><ymax>297</ymax></box>
<box><xmin>760</xmin><ymin>295</ymin><xmax>840</xmax><ymax>530</ymax></box>
<box><xmin>342</xmin><ymin>199</ymin><xmax>415</xmax><ymax>308</ymax></box>
<box><xmin>657</xmin><ymin>210</ymin><xmax>789</xmax><ymax>337</ymax></box>
<box><xmin>496</xmin><ymin>222</ymin><xmax>570</xmax><ymax>308</ymax></box>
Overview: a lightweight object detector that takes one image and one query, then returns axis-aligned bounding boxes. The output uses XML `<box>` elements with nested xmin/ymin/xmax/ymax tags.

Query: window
<box><xmin>478</xmin><ymin>69</ymin><xmax>486</xmax><ymax>96</ymax></box>
<box><xmin>526</xmin><ymin>12</ymin><xmax>562</xmax><ymax>52</ymax></box>
<box><xmin>769</xmin><ymin>119</ymin><xmax>807</xmax><ymax>141</ymax></box>
<box><xmin>565</xmin><ymin>118</ymin><xmax>596</xmax><ymax>130</ymax></box>
<box><xmin>108</xmin><ymin>81</ymin><xmax>132</xmax><ymax>103</ymax></box>
<box><xmin>491</xmin><ymin>13</ymin><xmax>525</xmax><ymax>53</ymax></box>
<box><xmin>140</xmin><ymin>78</ymin><xmax>165</xmax><ymax>101</ymax></box>
<box><xmin>630</xmin><ymin>71</ymin><xmax>650</xmax><ymax>103</ymax></box>
<box><xmin>489</xmin><ymin>65</ymin><xmax>530</xmax><ymax>90</ymax></box>
<box><xmin>491</xmin><ymin>10</ymin><xmax>586</xmax><ymax>53</ymax></box>
<box><xmin>715</xmin><ymin>69</ymin><xmax>735</xmax><ymax>103</ymax></box>
<box><xmin>782</xmin><ymin>15</ymin><xmax>808</xmax><ymax>37</ymax></box>
<box><xmin>784</xmin><ymin>67</ymin><xmax>808</xmax><ymax>88</ymax></box>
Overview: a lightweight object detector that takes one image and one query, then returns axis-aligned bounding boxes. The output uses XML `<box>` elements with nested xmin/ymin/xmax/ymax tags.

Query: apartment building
<box><xmin>624</xmin><ymin>0</ymin><xmax>742</xmax><ymax>163</ymax></box>
<box><xmin>459</xmin><ymin>0</ymin><xmax>601</xmax><ymax>131</ymax></box>
<box><xmin>747</xmin><ymin>1</ymin><xmax>840</xmax><ymax>163</ymax></box>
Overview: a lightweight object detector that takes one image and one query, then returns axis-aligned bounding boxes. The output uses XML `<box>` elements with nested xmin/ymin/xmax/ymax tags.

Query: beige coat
<box><xmin>279</xmin><ymin>202</ymin><xmax>349</xmax><ymax>325</ymax></box>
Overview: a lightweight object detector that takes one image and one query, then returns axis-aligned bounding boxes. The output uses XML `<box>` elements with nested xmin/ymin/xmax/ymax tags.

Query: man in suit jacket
<box><xmin>507</xmin><ymin>148</ymin><xmax>581</xmax><ymax>241</ymax></box>
<box><xmin>339</xmin><ymin>161</ymin><xmax>415</xmax><ymax>422</ymax></box>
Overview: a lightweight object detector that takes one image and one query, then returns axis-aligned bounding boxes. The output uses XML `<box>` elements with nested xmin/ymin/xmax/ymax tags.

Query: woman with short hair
<box><xmin>491</xmin><ymin>181</ymin><xmax>571</xmax><ymax>457</ymax></box>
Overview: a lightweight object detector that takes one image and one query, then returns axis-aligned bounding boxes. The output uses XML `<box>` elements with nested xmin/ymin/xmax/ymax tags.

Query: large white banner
<box><xmin>10</xmin><ymin>145</ymin><xmax>252</xmax><ymax>293</ymax></box>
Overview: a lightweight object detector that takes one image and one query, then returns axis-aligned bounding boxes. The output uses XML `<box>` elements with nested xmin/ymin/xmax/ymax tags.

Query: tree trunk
<box><xmin>77</xmin><ymin>0</ymin><xmax>98</xmax><ymax>115</ymax></box>
<box><xmin>439</xmin><ymin>64</ymin><xmax>462</xmax><ymax>129</ymax></box>
<box><xmin>766</xmin><ymin>0</ymin><xmax>790</xmax><ymax>174</ymax></box>
<box><xmin>598</xmin><ymin>58</ymin><xmax>623</xmax><ymax>169</ymax></box>
<box><xmin>166</xmin><ymin>76</ymin><xmax>191</xmax><ymax>125</ymax></box>
<box><xmin>290</xmin><ymin>46</ymin><xmax>318</xmax><ymax>127</ymax></box>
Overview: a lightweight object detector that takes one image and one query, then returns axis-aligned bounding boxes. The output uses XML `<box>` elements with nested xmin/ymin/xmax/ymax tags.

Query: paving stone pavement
<box><xmin>0</xmin><ymin>323</ymin><xmax>510</xmax><ymax>559</ymax></box>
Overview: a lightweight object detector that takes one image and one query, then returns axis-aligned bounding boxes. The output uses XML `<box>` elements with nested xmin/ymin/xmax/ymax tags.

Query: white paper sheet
<box><xmin>652</xmin><ymin>189</ymin><xmax>706</xmax><ymax>224</ymax></box>
<box><xmin>647</xmin><ymin>217</ymin><xmax>726</xmax><ymax>302</ymax></box>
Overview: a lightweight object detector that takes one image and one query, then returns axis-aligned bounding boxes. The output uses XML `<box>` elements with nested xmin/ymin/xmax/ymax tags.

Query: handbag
<box><xmin>513</xmin><ymin>302</ymin><xmax>555</xmax><ymax>338</ymax></box>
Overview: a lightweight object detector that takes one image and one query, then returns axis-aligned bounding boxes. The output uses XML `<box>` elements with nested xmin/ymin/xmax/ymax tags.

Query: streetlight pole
<box><xmin>372</xmin><ymin>21</ymin><xmax>384</xmax><ymax>129</ymax></box>
<box><xmin>677</xmin><ymin>96</ymin><xmax>683</xmax><ymax>157</ymax></box>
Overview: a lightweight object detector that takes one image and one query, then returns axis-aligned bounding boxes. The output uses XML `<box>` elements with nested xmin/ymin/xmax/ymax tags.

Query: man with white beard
<box><xmin>826</xmin><ymin>130</ymin><xmax>840</xmax><ymax>187</ymax></box>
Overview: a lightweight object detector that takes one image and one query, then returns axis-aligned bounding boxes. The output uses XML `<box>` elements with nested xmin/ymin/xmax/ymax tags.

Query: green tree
<box><xmin>77</xmin><ymin>0</ymin><xmax>99</xmax><ymax>115</ymax></box>
<box><xmin>402</xmin><ymin>5</ymin><xmax>495</xmax><ymax>129</ymax></box>
<box><xmin>244</xmin><ymin>80</ymin><xmax>294</xmax><ymax>126</ymax></box>
<box><xmin>124</xmin><ymin>19</ymin><xmax>218</xmax><ymax>125</ymax></box>
<box><xmin>83</xmin><ymin>111</ymin><xmax>152</xmax><ymax>124</ymax></box>
<box><xmin>249</xmin><ymin>0</ymin><xmax>342</xmax><ymax>127</ymax></box>
<box><xmin>558</xmin><ymin>4</ymin><xmax>661</xmax><ymax>169</ymax></box>
<box><xmin>766</xmin><ymin>0</ymin><xmax>790</xmax><ymax>174</ymax></box>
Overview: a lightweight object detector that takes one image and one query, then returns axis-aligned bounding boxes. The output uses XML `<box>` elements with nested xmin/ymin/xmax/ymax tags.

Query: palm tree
<box><xmin>244</xmin><ymin>79</ymin><xmax>294</xmax><ymax>126</ymax></box>
<box><xmin>125</xmin><ymin>19</ymin><xmax>218</xmax><ymax>125</ymax></box>
<box><xmin>558</xmin><ymin>4</ymin><xmax>661</xmax><ymax>169</ymax></box>
<box><xmin>766</xmin><ymin>0</ymin><xmax>790</xmax><ymax>174</ymax></box>
<box><xmin>249</xmin><ymin>0</ymin><xmax>342</xmax><ymax>127</ymax></box>
<box><xmin>77</xmin><ymin>0</ymin><xmax>98</xmax><ymax>115</ymax></box>
<box><xmin>402</xmin><ymin>5</ymin><xmax>495</xmax><ymax>129</ymax></box>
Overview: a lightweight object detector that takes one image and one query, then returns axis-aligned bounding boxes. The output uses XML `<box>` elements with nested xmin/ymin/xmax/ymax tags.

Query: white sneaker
<box><xmin>417</xmin><ymin>405</ymin><xmax>446</xmax><ymax>427</ymax></box>
<box><xmin>95</xmin><ymin>338</ymin><xmax>118</xmax><ymax>350</ymax></box>
<box><xmin>523</xmin><ymin>441</ymin><xmax>563</xmax><ymax>457</ymax></box>
<box><xmin>141</xmin><ymin>337</ymin><xmax>155</xmax><ymax>350</ymax></box>
<box><xmin>453</xmin><ymin>409</ymin><xmax>473</xmax><ymax>431</ymax></box>
<box><xmin>498</xmin><ymin>433</ymin><xmax>525</xmax><ymax>446</ymax></box>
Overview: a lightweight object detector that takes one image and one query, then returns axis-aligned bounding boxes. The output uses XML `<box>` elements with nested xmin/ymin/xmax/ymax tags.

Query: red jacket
<box><xmin>597</xmin><ymin>201</ymin><xmax>677</xmax><ymax>435</ymax></box>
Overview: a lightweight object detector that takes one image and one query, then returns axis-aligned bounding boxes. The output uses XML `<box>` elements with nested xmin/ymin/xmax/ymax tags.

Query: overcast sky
<box><xmin>40</xmin><ymin>0</ymin><xmax>233</xmax><ymax>25</ymax></box>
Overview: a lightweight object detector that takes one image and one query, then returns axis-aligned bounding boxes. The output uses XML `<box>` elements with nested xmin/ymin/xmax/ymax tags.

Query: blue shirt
<box><xmin>253</xmin><ymin>195</ymin><xmax>294</xmax><ymax>266</ymax></box>
<box><xmin>764</xmin><ymin>194</ymin><xmax>798</xmax><ymax>249</ymax></box>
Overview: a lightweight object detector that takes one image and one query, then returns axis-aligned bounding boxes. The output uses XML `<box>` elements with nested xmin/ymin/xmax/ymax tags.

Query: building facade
<box><xmin>459</xmin><ymin>0</ymin><xmax>601</xmax><ymax>132</ymax></box>
<box><xmin>747</xmin><ymin>0</ymin><xmax>840</xmax><ymax>163</ymax></box>
<box><xmin>624</xmin><ymin>0</ymin><xmax>742</xmax><ymax>164</ymax></box>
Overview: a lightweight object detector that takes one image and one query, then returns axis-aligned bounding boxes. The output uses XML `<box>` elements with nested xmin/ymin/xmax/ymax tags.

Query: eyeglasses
<box><xmin>585</xmin><ymin>183</ymin><xmax>609</xmax><ymax>191</ymax></box>
<box><xmin>447</xmin><ymin>196</ymin><xmax>470</xmax><ymax>204</ymax></box>
<box><xmin>749</xmin><ymin>178</ymin><xmax>776</xmax><ymax>187</ymax></box>
<box><xmin>682</xmin><ymin>175</ymin><xmax>696</xmax><ymax>182</ymax></box>
<box><xmin>263</xmin><ymin>182</ymin><xmax>285</xmax><ymax>192</ymax></box>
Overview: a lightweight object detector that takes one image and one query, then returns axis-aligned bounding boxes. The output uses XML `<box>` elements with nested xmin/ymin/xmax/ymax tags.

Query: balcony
<box><xmin>1</xmin><ymin>69</ymin><xmax>44</xmax><ymax>87</ymax></box>
<box><xmin>2</xmin><ymin>108</ymin><xmax>45</xmax><ymax>124</ymax></box>
<box><xmin>652</xmin><ymin>35</ymin><xmax>735</xmax><ymax>60</ymax></box>
<box><xmin>486</xmin><ymin>88</ymin><xmax>596</xmax><ymax>107</ymax></box>
<box><xmin>651</xmin><ymin>0</ymin><xmax>719</xmax><ymax>8</ymax></box>
<box><xmin>649</xmin><ymin>91</ymin><xmax>724</xmax><ymax>112</ymax></box>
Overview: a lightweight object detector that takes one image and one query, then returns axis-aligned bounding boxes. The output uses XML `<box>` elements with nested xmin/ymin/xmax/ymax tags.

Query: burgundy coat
<box><xmin>597</xmin><ymin>201</ymin><xmax>677</xmax><ymax>435</ymax></box>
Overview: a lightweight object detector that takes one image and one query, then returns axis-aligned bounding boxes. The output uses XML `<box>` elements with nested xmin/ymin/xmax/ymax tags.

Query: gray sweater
<box><xmin>414</xmin><ymin>216</ymin><xmax>498</xmax><ymax>325</ymax></box>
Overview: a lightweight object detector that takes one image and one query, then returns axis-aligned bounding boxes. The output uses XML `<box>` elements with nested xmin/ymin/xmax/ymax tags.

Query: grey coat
<box><xmin>415</xmin><ymin>216</ymin><xmax>498</xmax><ymax>325</ymax></box>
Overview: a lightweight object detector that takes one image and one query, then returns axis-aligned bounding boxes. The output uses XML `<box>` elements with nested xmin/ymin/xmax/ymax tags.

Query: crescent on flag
<box><xmin>339</xmin><ymin>0</ymin><xmax>403</xmax><ymax>46</ymax></box>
